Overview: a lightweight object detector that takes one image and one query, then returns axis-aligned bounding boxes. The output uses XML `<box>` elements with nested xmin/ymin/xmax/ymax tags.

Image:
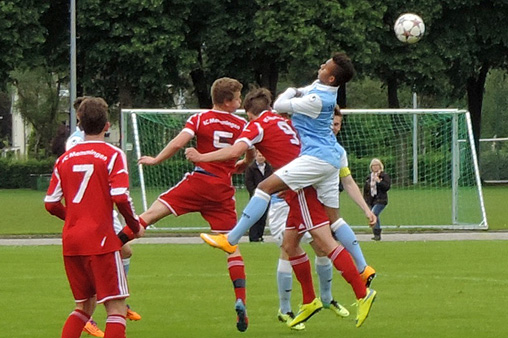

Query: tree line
<box><xmin>1</xmin><ymin>0</ymin><xmax>508</xmax><ymax>157</ymax></box>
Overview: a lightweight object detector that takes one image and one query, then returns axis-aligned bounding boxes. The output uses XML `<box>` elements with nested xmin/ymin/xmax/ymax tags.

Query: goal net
<box><xmin>121</xmin><ymin>108</ymin><xmax>487</xmax><ymax>231</ymax></box>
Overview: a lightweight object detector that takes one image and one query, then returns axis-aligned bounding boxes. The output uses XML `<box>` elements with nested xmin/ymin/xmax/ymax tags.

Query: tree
<box><xmin>76</xmin><ymin>0</ymin><xmax>195</xmax><ymax>109</ymax></box>
<box><xmin>0</xmin><ymin>92</ymin><xmax>11</xmax><ymax>148</ymax></box>
<box><xmin>482</xmin><ymin>69</ymin><xmax>508</xmax><ymax>138</ymax></box>
<box><xmin>11</xmin><ymin>67</ymin><xmax>66</xmax><ymax>159</ymax></box>
<box><xmin>0</xmin><ymin>0</ymin><xmax>48</xmax><ymax>90</ymax></box>
<box><xmin>434</xmin><ymin>1</ymin><xmax>508</xmax><ymax>147</ymax></box>
<box><xmin>185</xmin><ymin>0</ymin><xmax>386</xmax><ymax>102</ymax></box>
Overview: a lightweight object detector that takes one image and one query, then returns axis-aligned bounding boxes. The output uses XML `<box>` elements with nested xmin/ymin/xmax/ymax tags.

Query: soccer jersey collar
<box><xmin>314</xmin><ymin>80</ymin><xmax>339</xmax><ymax>92</ymax></box>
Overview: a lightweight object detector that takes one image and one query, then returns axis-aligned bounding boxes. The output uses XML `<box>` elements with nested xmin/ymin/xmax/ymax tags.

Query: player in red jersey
<box><xmin>119</xmin><ymin>77</ymin><xmax>253</xmax><ymax>332</ymax></box>
<box><xmin>186</xmin><ymin>87</ymin><xmax>369</xmax><ymax>328</ymax></box>
<box><xmin>45</xmin><ymin>97</ymin><xmax>143</xmax><ymax>338</ymax></box>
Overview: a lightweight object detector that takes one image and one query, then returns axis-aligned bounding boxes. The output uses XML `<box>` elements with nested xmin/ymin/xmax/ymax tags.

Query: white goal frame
<box><xmin>121</xmin><ymin>108</ymin><xmax>488</xmax><ymax>231</ymax></box>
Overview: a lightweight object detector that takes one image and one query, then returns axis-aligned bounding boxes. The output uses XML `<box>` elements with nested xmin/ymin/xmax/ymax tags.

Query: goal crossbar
<box><xmin>121</xmin><ymin>108</ymin><xmax>488</xmax><ymax>231</ymax></box>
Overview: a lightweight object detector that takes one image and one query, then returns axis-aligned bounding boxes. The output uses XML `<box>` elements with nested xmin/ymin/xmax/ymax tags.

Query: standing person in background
<box><xmin>45</xmin><ymin>97</ymin><xmax>144</xmax><ymax>338</ymax></box>
<box><xmin>363</xmin><ymin>158</ymin><xmax>391</xmax><ymax>241</ymax></box>
<box><xmin>244</xmin><ymin>150</ymin><xmax>273</xmax><ymax>242</ymax></box>
<box><xmin>69</xmin><ymin>97</ymin><xmax>142</xmax><ymax>338</ymax></box>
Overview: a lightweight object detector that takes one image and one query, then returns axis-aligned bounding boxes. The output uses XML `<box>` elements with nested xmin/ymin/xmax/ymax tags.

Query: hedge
<box><xmin>0</xmin><ymin>158</ymin><xmax>55</xmax><ymax>189</ymax></box>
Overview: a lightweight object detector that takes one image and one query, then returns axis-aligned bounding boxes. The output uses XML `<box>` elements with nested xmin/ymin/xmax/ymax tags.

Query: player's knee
<box><xmin>257</xmin><ymin>176</ymin><xmax>286</xmax><ymax>195</ymax></box>
<box><xmin>121</xmin><ymin>244</ymin><xmax>133</xmax><ymax>258</ymax></box>
<box><xmin>330</xmin><ymin>218</ymin><xmax>347</xmax><ymax>232</ymax></box>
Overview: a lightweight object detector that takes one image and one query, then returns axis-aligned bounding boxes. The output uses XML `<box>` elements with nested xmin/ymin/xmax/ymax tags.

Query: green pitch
<box><xmin>2</xmin><ymin>240</ymin><xmax>507</xmax><ymax>337</ymax></box>
<box><xmin>0</xmin><ymin>185</ymin><xmax>506</xmax><ymax>235</ymax></box>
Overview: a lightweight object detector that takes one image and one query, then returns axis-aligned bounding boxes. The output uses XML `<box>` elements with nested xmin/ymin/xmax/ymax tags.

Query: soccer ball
<box><xmin>394</xmin><ymin>13</ymin><xmax>425</xmax><ymax>44</ymax></box>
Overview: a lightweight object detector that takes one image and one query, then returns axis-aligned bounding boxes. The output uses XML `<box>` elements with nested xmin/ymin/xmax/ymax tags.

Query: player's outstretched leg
<box><xmin>201</xmin><ymin>189</ymin><xmax>271</xmax><ymax>252</ymax></box>
<box><xmin>200</xmin><ymin>233</ymin><xmax>237</xmax><ymax>254</ymax></box>
<box><xmin>235</xmin><ymin>299</ymin><xmax>248</xmax><ymax>332</ymax></box>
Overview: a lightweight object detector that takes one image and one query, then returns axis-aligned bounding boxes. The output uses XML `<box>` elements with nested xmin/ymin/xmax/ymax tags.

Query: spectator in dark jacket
<box><xmin>363</xmin><ymin>158</ymin><xmax>391</xmax><ymax>241</ymax></box>
<box><xmin>244</xmin><ymin>150</ymin><xmax>273</xmax><ymax>242</ymax></box>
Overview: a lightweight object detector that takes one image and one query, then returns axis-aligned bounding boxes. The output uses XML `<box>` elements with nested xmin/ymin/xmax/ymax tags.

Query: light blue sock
<box><xmin>315</xmin><ymin>256</ymin><xmax>333</xmax><ymax>304</ymax></box>
<box><xmin>332</xmin><ymin>219</ymin><xmax>367</xmax><ymax>273</ymax></box>
<box><xmin>228</xmin><ymin>189</ymin><xmax>271</xmax><ymax>245</ymax></box>
<box><xmin>123</xmin><ymin>258</ymin><xmax>130</xmax><ymax>276</ymax></box>
<box><xmin>277</xmin><ymin>259</ymin><xmax>293</xmax><ymax>314</ymax></box>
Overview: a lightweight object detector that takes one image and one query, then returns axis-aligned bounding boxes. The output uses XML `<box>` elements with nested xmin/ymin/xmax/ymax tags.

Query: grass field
<box><xmin>2</xmin><ymin>240</ymin><xmax>507</xmax><ymax>337</ymax></box>
<box><xmin>1</xmin><ymin>186</ymin><xmax>507</xmax><ymax>337</ymax></box>
<box><xmin>1</xmin><ymin>185</ymin><xmax>506</xmax><ymax>235</ymax></box>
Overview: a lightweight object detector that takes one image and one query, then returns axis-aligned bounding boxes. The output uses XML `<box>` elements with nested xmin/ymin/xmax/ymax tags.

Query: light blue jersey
<box><xmin>65</xmin><ymin>128</ymin><xmax>85</xmax><ymax>151</ymax></box>
<box><xmin>273</xmin><ymin>80</ymin><xmax>345</xmax><ymax>168</ymax></box>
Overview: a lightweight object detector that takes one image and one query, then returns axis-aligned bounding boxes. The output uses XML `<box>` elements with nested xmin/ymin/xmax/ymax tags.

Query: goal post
<box><xmin>121</xmin><ymin>108</ymin><xmax>487</xmax><ymax>231</ymax></box>
<box><xmin>340</xmin><ymin>108</ymin><xmax>487</xmax><ymax>230</ymax></box>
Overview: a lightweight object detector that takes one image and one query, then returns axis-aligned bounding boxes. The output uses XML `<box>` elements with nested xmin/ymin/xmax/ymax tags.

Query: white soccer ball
<box><xmin>394</xmin><ymin>13</ymin><xmax>425</xmax><ymax>44</ymax></box>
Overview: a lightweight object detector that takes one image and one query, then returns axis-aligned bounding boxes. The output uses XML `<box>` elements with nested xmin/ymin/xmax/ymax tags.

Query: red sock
<box><xmin>61</xmin><ymin>309</ymin><xmax>89</xmax><ymax>338</ymax></box>
<box><xmin>289</xmin><ymin>253</ymin><xmax>316</xmax><ymax>304</ymax></box>
<box><xmin>228</xmin><ymin>256</ymin><xmax>246</xmax><ymax>303</ymax></box>
<box><xmin>104</xmin><ymin>315</ymin><xmax>126</xmax><ymax>338</ymax></box>
<box><xmin>328</xmin><ymin>246</ymin><xmax>367</xmax><ymax>299</ymax></box>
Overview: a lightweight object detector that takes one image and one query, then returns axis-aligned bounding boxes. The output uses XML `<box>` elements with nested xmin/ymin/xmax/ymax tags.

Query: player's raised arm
<box><xmin>233</xmin><ymin>147</ymin><xmax>256</xmax><ymax>173</ymax></box>
<box><xmin>138</xmin><ymin>130</ymin><xmax>193</xmax><ymax>166</ymax></box>
<box><xmin>185</xmin><ymin>141</ymin><xmax>249</xmax><ymax>163</ymax></box>
<box><xmin>44</xmin><ymin>165</ymin><xmax>67</xmax><ymax>220</ymax></box>
<box><xmin>341</xmin><ymin>174</ymin><xmax>377</xmax><ymax>227</ymax></box>
<box><xmin>273</xmin><ymin>85</ymin><xmax>322</xmax><ymax>118</ymax></box>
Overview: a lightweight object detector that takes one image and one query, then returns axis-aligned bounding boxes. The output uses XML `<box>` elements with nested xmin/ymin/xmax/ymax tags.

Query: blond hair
<box><xmin>370</xmin><ymin>158</ymin><xmax>384</xmax><ymax>171</ymax></box>
<box><xmin>210</xmin><ymin>77</ymin><xmax>243</xmax><ymax>105</ymax></box>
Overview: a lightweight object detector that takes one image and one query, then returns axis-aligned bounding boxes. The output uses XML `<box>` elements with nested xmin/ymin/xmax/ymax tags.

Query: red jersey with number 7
<box><xmin>235</xmin><ymin>110</ymin><xmax>301</xmax><ymax>169</ymax></box>
<box><xmin>183</xmin><ymin>110</ymin><xmax>247</xmax><ymax>180</ymax></box>
<box><xmin>45</xmin><ymin>141</ymin><xmax>139</xmax><ymax>256</ymax></box>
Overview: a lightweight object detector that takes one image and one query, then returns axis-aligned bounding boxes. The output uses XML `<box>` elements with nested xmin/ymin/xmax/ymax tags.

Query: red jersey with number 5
<box><xmin>45</xmin><ymin>141</ymin><xmax>139</xmax><ymax>256</ymax></box>
<box><xmin>235</xmin><ymin>110</ymin><xmax>301</xmax><ymax>169</ymax></box>
<box><xmin>183</xmin><ymin>110</ymin><xmax>247</xmax><ymax>180</ymax></box>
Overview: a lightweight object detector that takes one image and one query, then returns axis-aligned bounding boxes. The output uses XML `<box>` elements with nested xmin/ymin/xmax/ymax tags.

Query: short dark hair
<box><xmin>331</xmin><ymin>52</ymin><xmax>355</xmax><ymax>86</ymax></box>
<box><xmin>243</xmin><ymin>88</ymin><xmax>272</xmax><ymax>116</ymax></box>
<box><xmin>77</xmin><ymin>97</ymin><xmax>109</xmax><ymax>135</ymax></box>
<box><xmin>73</xmin><ymin>96</ymin><xmax>93</xmax><ymax>110</ymax></box>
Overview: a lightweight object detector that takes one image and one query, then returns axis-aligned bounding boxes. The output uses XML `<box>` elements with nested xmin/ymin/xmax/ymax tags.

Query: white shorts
<box><xmin>274</xmin><ymin>155</ymin><xmax>339</xmax><ymax>208</ymax></box>
<box><xmin>113</xmin><ymin>210</ymin><xmax>122</xmax><ymax>234</ymax></box>
<box><xmin>268</xmin><ymin>199</ymin><xmax>312</xmax><ymax>247</ymax></box>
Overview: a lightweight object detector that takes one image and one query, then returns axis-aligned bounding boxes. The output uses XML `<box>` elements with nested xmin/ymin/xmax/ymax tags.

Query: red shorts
<box><xmin>64</xmin><ymin>251</ymin><xmax>128</xmax><ymax>304</ymax></box>
<box><xmin>285</xmin><ymin>186</ymin><xmax>330</xmax><ymax>234</ymax></box>
<box><xmin>158</xmin><ymin>171</ymin><xmax>237</xmax><ymax>232</ymax></box>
